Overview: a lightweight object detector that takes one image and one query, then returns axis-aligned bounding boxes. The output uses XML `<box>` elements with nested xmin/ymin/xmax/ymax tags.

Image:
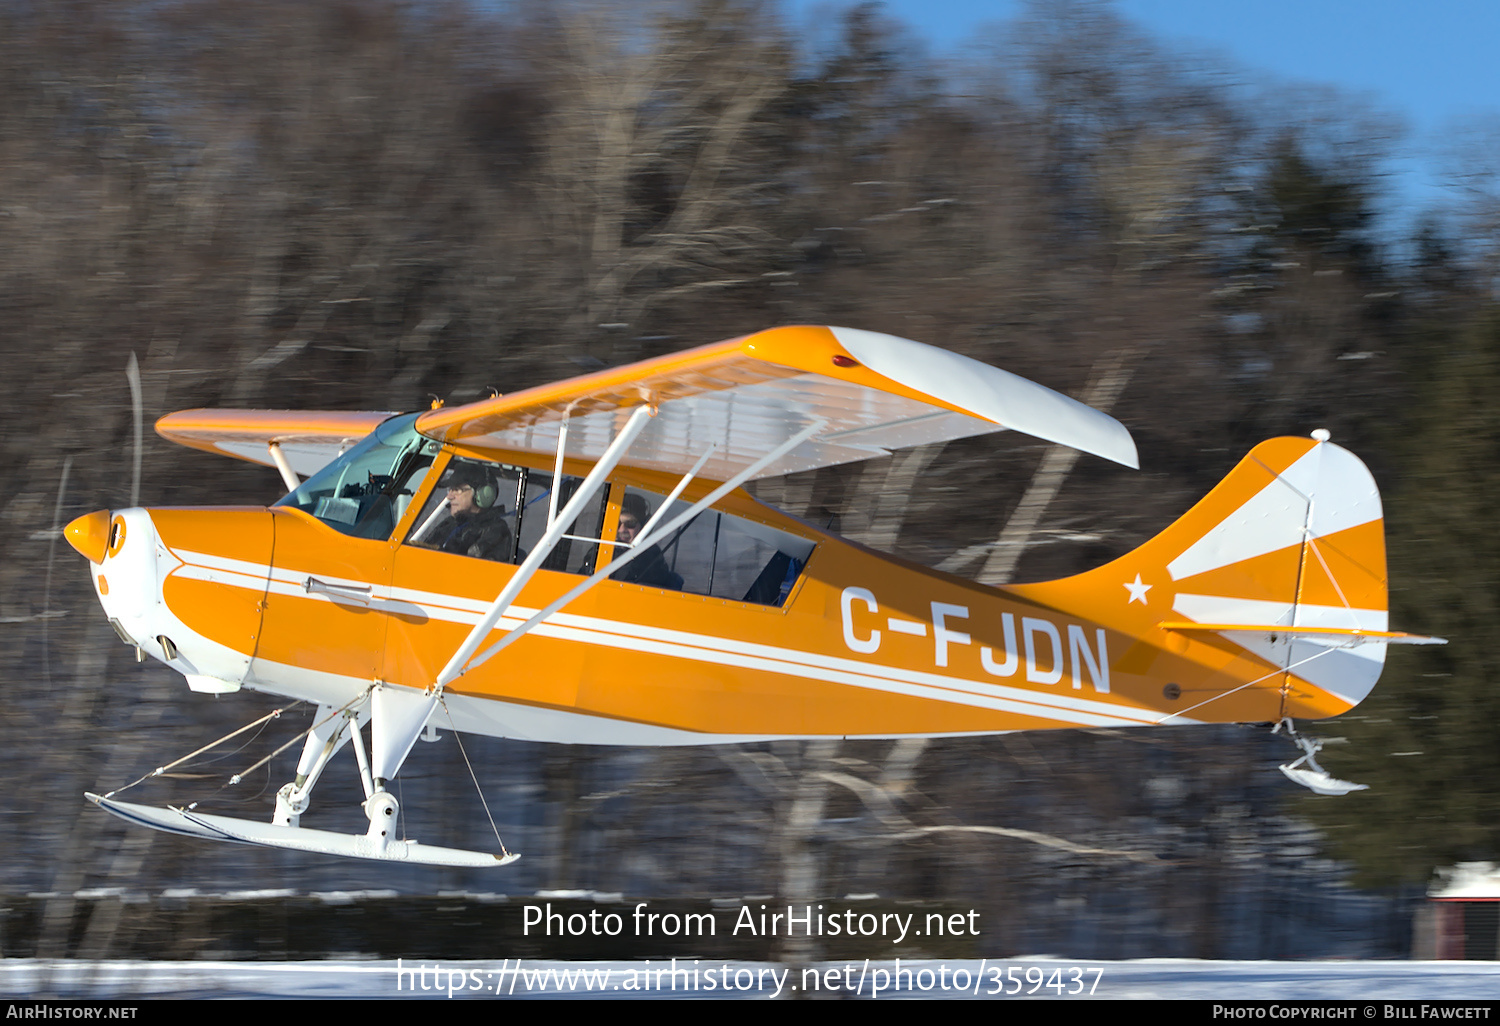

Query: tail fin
<box><xmin>1010</xmin><ymin>434</ymin><xmax>1414</xmax><ymax>722</ymax></box>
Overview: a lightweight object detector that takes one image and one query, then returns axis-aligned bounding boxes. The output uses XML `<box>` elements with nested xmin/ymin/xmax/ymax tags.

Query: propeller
<box><xmin>126</xmin><ymin>351</ymin><xmax>142</xmax><ymax>508</ymax></box>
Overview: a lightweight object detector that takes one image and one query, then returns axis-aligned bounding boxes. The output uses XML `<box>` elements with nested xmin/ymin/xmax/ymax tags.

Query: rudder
<box><xmin>1011</xmin><ymin>433</ymin><xmax>1390</xmax><ymax>720</ymax></box>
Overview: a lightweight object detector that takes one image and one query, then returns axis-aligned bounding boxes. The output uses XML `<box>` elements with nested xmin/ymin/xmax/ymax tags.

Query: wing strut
<box><xmin>458</xmin><ymin>418</ymin><xmax>824</xmax><ymax>679</ymax></box>
<box><xmin>434</xmin><ymin>404</ymin><xmax>655</xmax><ymax>690</ymax></box>
<box><xmin>267</xmin><ymin>442</ymin><xmax>301</xmax><ymax>493</ymax></box>
<box><xmin>545</xmin><ymin>401</ymin><xmax>579</xmax><ymax>528</ymax></box>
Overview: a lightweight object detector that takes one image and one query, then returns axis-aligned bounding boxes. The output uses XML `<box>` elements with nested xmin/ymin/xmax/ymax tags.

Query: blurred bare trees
<box><xmin>537</xmin><ymin>2</ymin><xmax>791</xmax><ymax>359</ymax></box>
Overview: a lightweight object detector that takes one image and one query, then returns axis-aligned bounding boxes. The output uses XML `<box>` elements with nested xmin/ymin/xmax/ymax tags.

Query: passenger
<box><xmin>434</xmin><ymin>463</ymin><xmax>514</xmax><ymax>562</ymax></box>
<box><xmin>611</xmin><ymin>492</ymin><xmax>682</xmax><ymax>590</ymax></box>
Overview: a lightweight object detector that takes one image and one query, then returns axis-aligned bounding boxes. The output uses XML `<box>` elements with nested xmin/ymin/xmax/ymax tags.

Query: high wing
<box><xmin>154</xmin><ymin>326</ymin><xmax>1137</xmax><ymax>480</ymax></box>
<box><xmin>417</xmin><ymin>325</ymin><xmax>1138</xmax><ymax>479</ymax></box>
<box><xmin>155</xmin><ymin>409</ymin><xmax>395</xmax><ymax>478</ymax></box>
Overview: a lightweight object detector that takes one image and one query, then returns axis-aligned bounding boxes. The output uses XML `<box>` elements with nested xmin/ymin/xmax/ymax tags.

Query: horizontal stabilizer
<box><xmin>87</xmin><ymin>793</ymin><xmax>518</xmax><ymax>868</ymax></box>
<box><xmin>1157</xmin><ymin>622</ymin><xmax>1448</xmax><ymax>646</ymax></box>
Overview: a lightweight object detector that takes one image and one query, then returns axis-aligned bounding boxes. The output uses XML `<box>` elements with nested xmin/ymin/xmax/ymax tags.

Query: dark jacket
<box><xmin>612</xmin><ymin>543</ymin><xmax>682</xmax><ymax>590</ymax></box>
<box><xmin>439</xmin><ymin>507</ymin><xmax>514</xmax><ymax>562</ymax></box>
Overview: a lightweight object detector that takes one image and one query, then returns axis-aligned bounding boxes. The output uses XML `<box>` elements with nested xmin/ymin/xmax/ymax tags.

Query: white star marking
<box><xmin>1124</xmin><ymin>573</ymin><xmax>1152</xmax><ymax>605</ymax></box>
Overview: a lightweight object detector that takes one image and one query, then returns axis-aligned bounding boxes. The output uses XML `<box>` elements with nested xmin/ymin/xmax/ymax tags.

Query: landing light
<box><xmin>107</xmin><ymin>516</ymin><xmax>126</xmax><ymax>557</ymax></box>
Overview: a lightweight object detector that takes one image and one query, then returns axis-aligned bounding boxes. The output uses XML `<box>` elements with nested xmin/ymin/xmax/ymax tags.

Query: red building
<box><xmin>1415</xmin><ymin>863</ymin><xmax>1500</xmax><ymax>959</ymax></box>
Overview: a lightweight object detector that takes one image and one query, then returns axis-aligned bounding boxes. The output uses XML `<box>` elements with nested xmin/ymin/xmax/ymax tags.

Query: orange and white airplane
<box><xmin>65</xmin><ymin>325</ymin><xmax>1442</xmax><ymax>867</ymax></box>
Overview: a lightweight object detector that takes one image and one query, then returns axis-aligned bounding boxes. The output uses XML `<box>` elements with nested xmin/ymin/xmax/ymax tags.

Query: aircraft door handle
<box><xmin>304</xmin><ymin>576</ymin><xmax>373</xmax><ymax>604</ymax></box>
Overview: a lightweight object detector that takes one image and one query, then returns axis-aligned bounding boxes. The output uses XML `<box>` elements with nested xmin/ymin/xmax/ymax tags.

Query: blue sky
<box><xmin>787</xmin><ymin>0</ymin><xmax>1500</xmax><ymax>229</ymax></box>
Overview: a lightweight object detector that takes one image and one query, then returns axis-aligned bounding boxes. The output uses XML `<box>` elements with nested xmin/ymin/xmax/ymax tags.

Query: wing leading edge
<box><xmin>417</xmin><ymin>325</ymin><xmax>1138</xmax><ymax>480</ymax></box>
<box><xmin>154</xmin><ymin>327</ymin><xmax>1138</xmax><ymax>481</ymax></box>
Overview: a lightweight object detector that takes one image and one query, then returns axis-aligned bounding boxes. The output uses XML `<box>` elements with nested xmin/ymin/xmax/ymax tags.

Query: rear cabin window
<box><xmin>610</xmin><ymin>486</ymin><xmax>813</xmax><ymax>607</ymax></box>
<box><xmin>405</xmin><ymin>456</ymin><xmax>607</xmax><ymax>576</ymax></box>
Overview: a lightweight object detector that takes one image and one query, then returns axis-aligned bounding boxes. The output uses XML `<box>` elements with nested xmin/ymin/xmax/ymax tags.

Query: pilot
<box><xmin>611</xmin><ymin>492</ymin><xmax>682</xmax><ymax>590</ymax></box>
<box><xmin>435</xmin><ymin>463</ymin><xmax>514</xmax><ymax>562</ymax></box>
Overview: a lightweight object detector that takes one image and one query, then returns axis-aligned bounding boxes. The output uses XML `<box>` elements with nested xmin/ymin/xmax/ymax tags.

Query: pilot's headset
<box><xmin>472</xmin><ymin>473</ymin><xmax>500</xmax><ymax>511</ymax></box>
<box><xmin>443</xmin><ymin>464</ymin><xmax>502</xmax><ymax>511</ymax></box>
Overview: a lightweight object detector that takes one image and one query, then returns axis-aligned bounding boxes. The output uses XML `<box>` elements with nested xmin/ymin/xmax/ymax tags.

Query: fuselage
<box><xmin>71</xmin><ymin>423</ymin><xmax>1356</xmax><ymax>746</ymax></box>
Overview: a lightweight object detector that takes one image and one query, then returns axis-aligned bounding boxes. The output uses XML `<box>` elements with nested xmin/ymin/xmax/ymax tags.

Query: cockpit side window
<box><xmin>274</xmin><ymin>413</ymin><xmax>440</xmax><ymax>539</ymax></box>
<box><xmin>610</xmin><ymin>485</ymin><xmax>814</xmax><ymax>607</ymax></box>
<box><xmin>404</xmin><ymin>455</ymin><xmax>607</xmax><ymax>576</ymax></box>
<box><xmin>407</xmin><ymin>457</ymin><xmax>523</xmax><ymax>562</ymax></box>
<box><xmin>516</xmin><ymin>470</ymin><xmax>607</xmax><ymax>575</ymax></box>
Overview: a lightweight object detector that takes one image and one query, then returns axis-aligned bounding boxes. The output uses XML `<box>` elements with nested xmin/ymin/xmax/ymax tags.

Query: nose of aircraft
<box><xmin>72</xmin><ymin>508</ymin><xmax>164</xmax><ymax>656</ymax></box>
<box><xmin>66</xmin><ymin>505</ymin><xmax>272</xmax><ymax>694</ymax></box>
<box><xmin>65</xmin><ymin>509</ymin><xmax>112</xmax><ymax>565</ymax></box>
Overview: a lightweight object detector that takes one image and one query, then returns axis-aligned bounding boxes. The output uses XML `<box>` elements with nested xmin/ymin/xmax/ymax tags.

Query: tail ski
<box><xmin>1008</xmin><ymin>432</ymin><xmax>1442</xmax><ymax>725</ymax></box>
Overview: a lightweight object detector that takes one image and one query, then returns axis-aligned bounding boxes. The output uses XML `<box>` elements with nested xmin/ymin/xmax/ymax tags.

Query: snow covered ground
<box><xmin>4</xmin><ymin>958</ymin><xmax>1500</xmax><ymax>999</ymax></box>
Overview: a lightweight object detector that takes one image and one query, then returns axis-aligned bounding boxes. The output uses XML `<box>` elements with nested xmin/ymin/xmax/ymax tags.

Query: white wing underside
<box><xmin>420</xmin><ymin>327</ymin><xmax>1138</xmax><ymax>481</ymax></box>
<box><xmin>157</xmin><ymin>327</ymin><xmax>1138</xmax><ymax>482</ymax></box>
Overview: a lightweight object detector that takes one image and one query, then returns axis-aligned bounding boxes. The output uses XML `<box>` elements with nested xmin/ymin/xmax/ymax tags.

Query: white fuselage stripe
<box><xmin>175</xmin><ymin>550</ymin><xmax>1184</xmax><ymax>729</ymax></box>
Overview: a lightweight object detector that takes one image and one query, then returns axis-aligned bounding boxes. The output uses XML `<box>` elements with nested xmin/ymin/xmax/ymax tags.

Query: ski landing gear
<box><xmin>89</xmin><ymin>685</ymin><xmax>519</xmax><ymax>867</ymax></box>
<box><xmin>1273</xmin><ymin>718</ymin><xmax>1368</xmax><ymax>796</ymax></box>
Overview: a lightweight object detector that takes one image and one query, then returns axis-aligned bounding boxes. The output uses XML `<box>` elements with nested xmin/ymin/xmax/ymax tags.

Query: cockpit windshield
<box><xmin>274</xmin><ymin>413</ymin><xmax>440</xmax><ymax>539</ymax></box>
